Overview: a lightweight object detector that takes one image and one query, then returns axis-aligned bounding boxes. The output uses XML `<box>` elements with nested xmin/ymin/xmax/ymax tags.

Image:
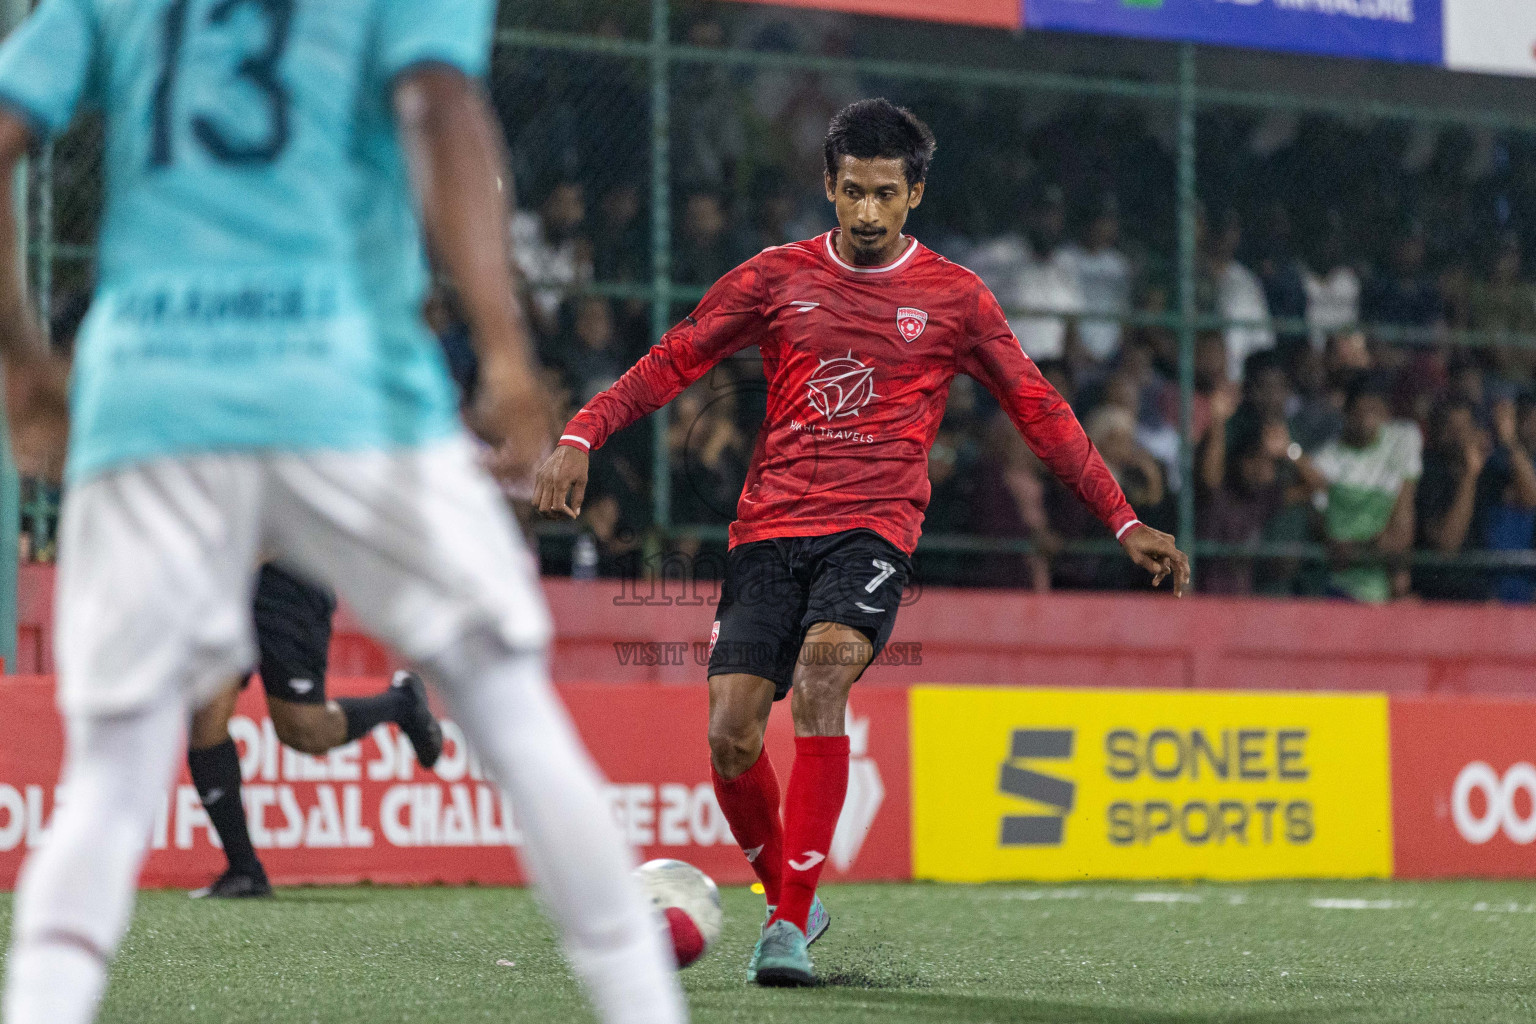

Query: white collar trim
<box><xmin>824</xmin><ymin>231</ymin><xmax>920</xmax><ymax>274</ymax></box>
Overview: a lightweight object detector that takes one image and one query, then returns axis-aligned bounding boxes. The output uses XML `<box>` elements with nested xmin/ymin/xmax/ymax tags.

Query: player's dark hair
<box><xmin>824</xmin><ymin>99</ymin><xmax>936</xmax><ymax>187</ymax></box>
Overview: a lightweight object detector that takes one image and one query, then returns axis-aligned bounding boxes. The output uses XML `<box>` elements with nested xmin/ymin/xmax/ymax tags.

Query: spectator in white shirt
<box><xmin>1060</xmin><ymin>196</ymin><xmax>1132</xmax><ymax>369</ymax></box>
<box><xmin>970</xmin><ymin>186</ymin><xmax>1085</xmax><ymax>362</ymax></box>
<box><xmin>1304</xmin><ymin>215</ymin><xmax>1361</xmax><ymax>351</ymax></box>
<box><xmin>510</xmin><ymin>180</ymin><xmax>593</xmax><ymax>338</ymax></box>
<box><xmin>1205</xmin><ymin>209</ymin><xmax>1274</xmax><ymax>381</ymax></box>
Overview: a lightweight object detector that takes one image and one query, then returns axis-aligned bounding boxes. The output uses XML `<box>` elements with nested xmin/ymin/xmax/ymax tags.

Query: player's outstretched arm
<box><xmin>0</xmin><ymin>110</ymin><xmax>68</xmax><ymax>482</ymax></box>
<box><xmin>394</xmin><ymin>66</ymin><xmax>548</xmax><ymax>482</ymax></box>
<box><xmin>959</xmin><ymin>282</ymin><xmax>1192</xmax><ymax>595</ymax></box>
<box><xmin>1120</xmin><ymin>523</ymin><xmax>1191</xmax><ymax>597</ymax></box>
<box><xmin>535</xmin><ymin>258</ymin><xmax>771</xmax><ymax>519</ymax></box>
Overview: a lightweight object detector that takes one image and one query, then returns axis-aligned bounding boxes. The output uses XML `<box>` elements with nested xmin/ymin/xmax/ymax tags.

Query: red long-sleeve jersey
<box><xmin>560</xmin><ymin>231</ymin><xmax>1140</xmax><ymax>554</ymax></box>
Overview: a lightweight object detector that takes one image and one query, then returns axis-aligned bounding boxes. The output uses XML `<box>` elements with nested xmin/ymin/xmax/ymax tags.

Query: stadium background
<box><xmin>6</xmin><ymin>0</ymin><xmax>1536</xmax><ymax>890</ymax></box>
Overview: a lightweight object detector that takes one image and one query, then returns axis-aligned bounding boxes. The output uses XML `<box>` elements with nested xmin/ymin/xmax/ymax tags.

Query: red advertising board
<box><xmin>717</xmin><ymin>0</ymin><xmax>1020</xmax><ymax>30</ymax></box>
<box><xmin>0</xmin><ymin>677</ymin><xmax>910</xmax><ymax>890</ymax></box>
<box><xmin>1391</xmin><ymin>696</ymin><xmax>1536</xmax><ymax>878</ymax></box>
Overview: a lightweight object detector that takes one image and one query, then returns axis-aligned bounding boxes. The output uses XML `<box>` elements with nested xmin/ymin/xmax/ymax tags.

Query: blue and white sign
<box><xmin>1444</xmin><ymin>0</ymin><xmax>1536</xmax><ymax>78</ymax></box>
<box><xmin>1024</xmin><ymin>0</ymin><xmax>1445</xmax><ymax>66</ymax></box>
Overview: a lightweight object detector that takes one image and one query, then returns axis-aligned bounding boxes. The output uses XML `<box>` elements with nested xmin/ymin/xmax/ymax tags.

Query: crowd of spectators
<box><xmin>475</xmin><ymin>9</ymin><xmax>1536</xmax><ymax>602</ymax></box>
<box><xmin>34</xmin><ymin>9</ymin><xmax>1536</xmax><ymax>604</ymax></box>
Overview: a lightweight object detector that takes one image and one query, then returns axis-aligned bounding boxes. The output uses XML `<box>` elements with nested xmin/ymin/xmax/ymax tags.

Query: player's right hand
<box><xmin>1119</xmin><ymin>523</ymin><xmax>1191</xmax><ymax>597</ymax></box>
<box><xmin>534</xmin><ymin>445</ymin><xmax>588</xmax><ymax>520</ymax></box>
<box><xmin>5</xmin><ymin>352</ymin><xmax>70</xmax><ymax>483</ymax></box>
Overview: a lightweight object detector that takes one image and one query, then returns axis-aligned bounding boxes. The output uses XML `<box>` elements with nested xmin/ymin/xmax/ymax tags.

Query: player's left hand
<box><xmin>5</xmin><ymin>351</ymin><xmax>70</xmax><ymax>483</ymax></box>
<box><xmin>1120</xmin><ymin>523</ymin><xmax>1190</xmax><ymax>597</ymax></box>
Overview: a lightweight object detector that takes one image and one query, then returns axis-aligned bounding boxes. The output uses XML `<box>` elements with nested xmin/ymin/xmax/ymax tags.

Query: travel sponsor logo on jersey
<box><xmin>896</xmin><ymin>307</ymin><xmax>929</xmax><ymax>343</ymax></box>
<box><xmin>806</xmin><ymin>352</ymin><xmax>880</xmax><ymax>420</ymax></box>
<box><xmin>912</xmin><ymin>687</ymin><xmax>1391</xmax><ymax>882</ymax></box>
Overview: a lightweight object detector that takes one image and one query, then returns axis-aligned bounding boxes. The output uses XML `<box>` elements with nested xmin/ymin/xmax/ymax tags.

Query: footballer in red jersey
<box><xmin>535</xmin><ymin>99</ymin><xmax>1189</xmax><ymax>987</ymax></box>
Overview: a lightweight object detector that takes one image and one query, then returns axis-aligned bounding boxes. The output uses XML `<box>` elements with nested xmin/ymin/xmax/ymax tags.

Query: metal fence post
<box><xmin>1175</xmin><ymin>42</ymin><xmax>1198</xmax><ymax>581</ymax></box>
<box><xmin>649</xmin><ymin>0</ymin><xmax>672</xmax><ymax>531</ymax></box>
<box><xmin>0</xmin><ymin>0</ymin><xmax>28</xmax><ymax>672</ymax></box>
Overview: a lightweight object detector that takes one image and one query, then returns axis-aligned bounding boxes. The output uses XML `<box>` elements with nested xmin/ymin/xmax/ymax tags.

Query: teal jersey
<box><xmin>0</xmin><ymin>0</ymin><xmax>494</xmax><ymax>481</ymax></box>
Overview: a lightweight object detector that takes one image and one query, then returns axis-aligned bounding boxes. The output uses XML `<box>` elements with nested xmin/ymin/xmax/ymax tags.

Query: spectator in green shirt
<box><xmin>1299</xmin><ymin>377</ymin><xmax>1422</xmax><ymax>603</ymax></box>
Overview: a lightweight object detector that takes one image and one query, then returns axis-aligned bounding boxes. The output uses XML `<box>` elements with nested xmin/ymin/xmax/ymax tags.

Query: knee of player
<box><xmin>707</xmin><ymin>720</ymin><xmax>763</xmax><ymax>777</ymax></box>
<box><xmin>272</xmin><ymin>712</ymin><xmax>332</xmax><ymax>755</ymax></box>
<box><xmin>188</xmin><ymin>714</ymin><xmax>232</xmax><ymax>751</ymax></box>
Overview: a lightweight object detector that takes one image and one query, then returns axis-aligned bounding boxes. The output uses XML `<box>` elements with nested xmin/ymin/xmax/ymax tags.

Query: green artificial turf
<box><xmin>4</xmin><ymin>880</ymin><xmax>1536</xmax><ymax>1022</ymax></box>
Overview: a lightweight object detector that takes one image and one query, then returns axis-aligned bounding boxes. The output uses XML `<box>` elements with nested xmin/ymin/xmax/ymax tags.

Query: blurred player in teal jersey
<box><xmin>0</xmin><ymin>3</ymin><xmax>685</xmax><ymax>1023</ymax></box>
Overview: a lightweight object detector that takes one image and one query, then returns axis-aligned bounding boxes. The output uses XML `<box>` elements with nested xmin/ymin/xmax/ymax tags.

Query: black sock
<box><xmin>188</xmin><ymin>739</ymin><xmax>263</xmax><ymax>877</ymax></box>
<box><xmin>339</xmin><ymin>686</ymin><xmax>409</xmax><ymax>743</ymax></box>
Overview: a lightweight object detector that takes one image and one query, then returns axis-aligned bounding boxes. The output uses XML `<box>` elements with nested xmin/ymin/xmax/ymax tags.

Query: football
<box><xmin>634</xmin><ymin>858</ymin><xmax>724</xmax><ymax>968</ymax></box>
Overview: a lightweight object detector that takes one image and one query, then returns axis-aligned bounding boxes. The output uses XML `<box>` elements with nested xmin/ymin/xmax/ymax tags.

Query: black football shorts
<box><xmin>244</xmin><ymin>562</ymin><xmax>337</xmax><ymax>705</ymax></box>
<box><xmin>706</xmin><ymin>528</ymin><xmax>911</xmax><ymax>700</ymax></box>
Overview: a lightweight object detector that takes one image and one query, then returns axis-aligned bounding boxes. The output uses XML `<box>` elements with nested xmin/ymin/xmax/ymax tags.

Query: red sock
<box><xmin>770</xmin><ymin>735</ymin><xmax>850</xmax><ymax>934</ymax></box>
<box><xmin>712</xmin><ymin>750</ymin><xmax>784</xmax><ymax>905</ymax></box>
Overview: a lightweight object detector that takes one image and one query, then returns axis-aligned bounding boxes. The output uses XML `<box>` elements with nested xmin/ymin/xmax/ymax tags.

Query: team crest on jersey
<box><xmin>896</xmin><ymin>307</ymin><xmax>928</xmax><ymax>343</ymax></box>
<box><xmin>807</xmin><ymin>352</ymin><xmax>880</xmax><ymax>420</ymax></box>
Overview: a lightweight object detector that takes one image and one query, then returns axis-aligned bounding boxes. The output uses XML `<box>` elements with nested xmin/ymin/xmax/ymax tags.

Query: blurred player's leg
<box><xmin>249</xmin><ymin>563</ymin><xmax>444</xmax><ymax>767</ymax></box>
<box><xmin>4</xmin><ymin>693</ymin><xmax>185</xmax><ymax>1024</ymax></box>
<box><xmin>186</xmin><ymin>564</ymin><xmax>445</xmax><ymax>898</ymax></box>
<box><xmin>5</xmin><ymin>458</ymin><xmax>262</xmax><ymax>1024</ymax></box>
<box><xmin>423</xmin><ymin>633</ymin><xmax>685</xmax><ymax>1024</ymax></box>
<box><xmin>267</xmin><ymin>437</ymin><xmax>685</xmax><ymax>1024</ymax></box>
<box><xmin>187</xmin><ymin>684</ymin><xmax>271</xmax><ymax>898</ymax></box>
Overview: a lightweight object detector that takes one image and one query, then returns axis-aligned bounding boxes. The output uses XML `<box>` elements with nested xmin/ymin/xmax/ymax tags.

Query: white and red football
<box><xmin>635</xmin><ymin>858</ymin><xmax>723</xmax><ymax>968</ymax></box>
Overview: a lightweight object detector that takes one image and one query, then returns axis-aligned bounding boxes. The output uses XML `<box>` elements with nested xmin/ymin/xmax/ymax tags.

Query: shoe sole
<box><xmin>190</xmin><ymin>885</ymin><xmax>273</xmax><ymax>900</ymax></box>
<box><xmin>754</xmin><ymin>965</ymin><xmax>816</xmax><ymax>987</ymax></box>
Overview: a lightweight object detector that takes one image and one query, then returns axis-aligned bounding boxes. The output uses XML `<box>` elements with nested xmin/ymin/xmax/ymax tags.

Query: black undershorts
<box><xmin>242</xmin><ymin>563</ymin><xmax>337</xmax><ymax>705</ymax></box>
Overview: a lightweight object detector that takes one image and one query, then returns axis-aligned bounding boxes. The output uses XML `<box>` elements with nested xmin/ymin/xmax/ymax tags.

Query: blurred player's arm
<box><xmin>0</xmin><ymin>0</ymin><xmax>101</xmax><ymax>480</ymax></box>
<box><xmin>959</xmin><ymin>282</ymin><xmax>1189</xmax><ymax>595</ymax></box>
<box><xmin>0</xmin><ymin>111</ymin><xmax>68</xmax><ymax>481</ymax></box>
<box><xmin>0</xmin><ymin>112</ymin><xmax>44</xmax><ymax>364</ymax></box>
<box><xmin>394</xmin><ymin>66</ymin><xmax>546</xmax><ymax>480</ymax></box>
<box><xmin>534</xmin><ymin>261</ymin><xmax>769</xmax><ymax>518</ymax></box>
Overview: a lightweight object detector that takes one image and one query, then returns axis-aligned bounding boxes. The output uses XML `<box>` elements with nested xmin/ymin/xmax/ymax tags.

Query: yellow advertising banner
<box><xmin>911</xmin><ymin>687</ymin><xmax>1392</xmax><ymax>882</ymax></box>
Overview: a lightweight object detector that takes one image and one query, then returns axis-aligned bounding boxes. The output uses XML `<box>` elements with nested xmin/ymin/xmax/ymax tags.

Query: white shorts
<box><xmin>54</xmin><ymin>435</ymin><xmax>552</xmax><ymax>717</ymax></box>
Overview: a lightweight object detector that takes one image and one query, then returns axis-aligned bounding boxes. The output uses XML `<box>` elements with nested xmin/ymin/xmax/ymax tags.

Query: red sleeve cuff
<box><xmin>558</xmin><ymin>433</ymin><xmax>592</xmax><ymax>451</ymax></box>
<box><xmin>1113</xmin><ymin>516</ymin><xmax>1142</xmax><ymax>541</ymax></box>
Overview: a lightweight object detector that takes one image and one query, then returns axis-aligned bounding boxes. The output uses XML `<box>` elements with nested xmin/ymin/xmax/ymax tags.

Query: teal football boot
<box><xmin>746</xmin><ymin>896</ymin><xmax>828</xmax><ymax>983</ymax></box>
<box><xmin>752</xmin><ymin>919</ymin><xmax>815</xmax><ymax>987</ymax></box>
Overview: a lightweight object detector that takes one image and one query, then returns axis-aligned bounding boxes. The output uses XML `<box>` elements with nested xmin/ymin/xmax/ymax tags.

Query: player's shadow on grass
<box><xmin>813</xmin><ymin>991</ymin><xmax>1330</xmax><ymax>1023</ymax></box>
<box><xmin>253</xmin><ymin>889</ymin><xmax>374</xmax><ymax>905</ymax></box>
